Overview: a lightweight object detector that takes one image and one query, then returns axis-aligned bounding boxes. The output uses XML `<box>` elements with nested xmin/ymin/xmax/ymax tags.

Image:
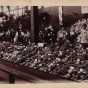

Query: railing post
<box><xmin>9</xmin><ymin>74</ymin><xmax>15</xmax><ymax>84</ymax></box>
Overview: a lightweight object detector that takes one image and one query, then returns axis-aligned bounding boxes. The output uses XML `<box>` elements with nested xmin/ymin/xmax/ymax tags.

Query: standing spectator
<box><xmin>57</xmin><ymin>27</ymin><xmax>67</xmax><ymax>46</ymax></box>
<box><xmin>78</xmin><ymin>24</ymin><xmax>88</xmax><ymax>49</ymax></box>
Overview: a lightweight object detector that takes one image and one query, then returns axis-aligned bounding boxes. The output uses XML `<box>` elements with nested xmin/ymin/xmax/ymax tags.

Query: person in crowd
<box><xmin>44</xmin><ymin>25</ymin><xmax>55</xmax><ymax>45</ymax></box>
<box><xmin>77</xmin><ymin>24</ymin><xmax>88</xmax><ymax>49</ymax></box>
<box><xmin>14</xmin><ymin>23</ymin><xmax>30</xmax><ymax>45</ymax></box>
<box><xmin>57</xmin><ymin>27</ymin><xmax>67</xmax><ymax>46</ymax></box>
<box><xmin>22</xmin><ymin>30</ymin><xmax>30</xmax><ymax>45</ymax></box>
<box><xmin>0</xmin><ymin>23</ymin><xmax>5</xmax><ymax>41</ymax></box>
<box><xmin>69</xmin><ymin>26</ymin><xmax>79</xmax><ymax>45</ymax></box>
<box><xmin>14</xmin><ymin>24</ymin><xmax>23</xmax><ymax>44</ymax></box>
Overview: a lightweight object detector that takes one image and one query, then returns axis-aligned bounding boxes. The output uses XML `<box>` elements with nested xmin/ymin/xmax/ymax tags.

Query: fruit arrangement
<box><xmin>0</xmin><ymin>41</ymin><xmax>88</xmax><ymax>81</ymax></box>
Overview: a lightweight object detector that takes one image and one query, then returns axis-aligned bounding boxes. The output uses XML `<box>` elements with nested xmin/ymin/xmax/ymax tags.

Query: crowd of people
<box><xmin>70</xmin><ymin>18</ymin><xmax>88</xmax><ymax>48</ymax></box>
<box><xmin>0</xmin><ymin>10</ymin><xmax>31</xmax><ymax>45</ymax></box>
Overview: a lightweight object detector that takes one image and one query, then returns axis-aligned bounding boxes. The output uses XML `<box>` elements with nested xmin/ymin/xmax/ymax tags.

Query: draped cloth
<box><xmin>58</xmin><ymin>6</ymin><xmax>63</xmax><ymax>26</ymax></box>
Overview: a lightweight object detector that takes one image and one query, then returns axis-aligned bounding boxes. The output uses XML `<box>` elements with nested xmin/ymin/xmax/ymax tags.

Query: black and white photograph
<box><xmin>0</xmin><ymin>6</ymin><xmax>88</xmax><ymax>84</ymax></box>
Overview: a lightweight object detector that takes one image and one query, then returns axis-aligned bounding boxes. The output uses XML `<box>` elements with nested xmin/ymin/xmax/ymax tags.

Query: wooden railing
<box><xmin>0</xmin><ymin>59</ymin><xmax>59</xmax><ymax>83</ymax></box>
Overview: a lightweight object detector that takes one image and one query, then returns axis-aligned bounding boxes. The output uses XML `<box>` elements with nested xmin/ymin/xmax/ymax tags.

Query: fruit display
<box><xmin>0</xmin><ymin>41</ymin><xmax>88</xmax><ymax>81</ymax></box>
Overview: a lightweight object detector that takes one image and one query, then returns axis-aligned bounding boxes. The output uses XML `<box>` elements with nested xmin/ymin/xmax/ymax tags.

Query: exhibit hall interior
<box><xmin>0</xmin><ymin>6</ymin><xmax>87</xmax><ymax>83</ymax></box>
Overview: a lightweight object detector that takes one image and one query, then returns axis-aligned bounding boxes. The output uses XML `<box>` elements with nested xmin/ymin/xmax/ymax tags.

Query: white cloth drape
<box><xmin>58</xmin><ymin>6</ymin><xmax>63</xmax><ymax>26</ymax></box>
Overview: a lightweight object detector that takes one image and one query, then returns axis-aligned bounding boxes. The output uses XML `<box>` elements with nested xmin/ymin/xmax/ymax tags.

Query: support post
<box><xmin>30</xmin><ymin>6</ymin><xmax>39</xmax><ymax>43</ymax></box>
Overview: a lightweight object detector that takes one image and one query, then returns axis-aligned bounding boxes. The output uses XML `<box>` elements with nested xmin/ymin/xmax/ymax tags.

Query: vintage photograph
<box><xmin>0</xmin><ymin>6</ymin><xmax>88</xmax><ymax>84</ymax></box>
